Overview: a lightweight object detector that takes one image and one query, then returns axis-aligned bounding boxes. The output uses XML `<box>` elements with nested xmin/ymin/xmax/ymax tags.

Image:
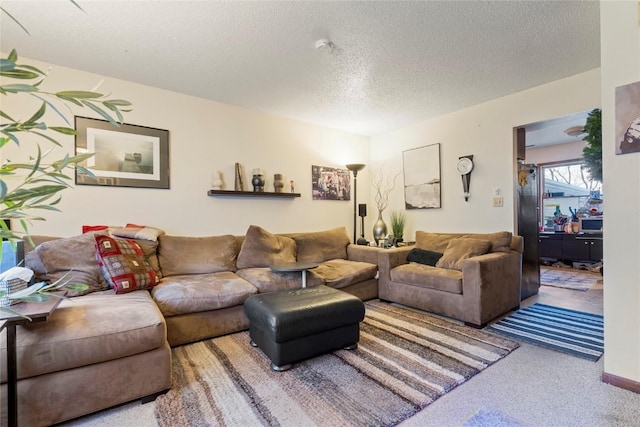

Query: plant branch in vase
<box><xmin>371</xmin><ymin>166</ymin><xmax>401</xmax><ymax>244</ymax></box>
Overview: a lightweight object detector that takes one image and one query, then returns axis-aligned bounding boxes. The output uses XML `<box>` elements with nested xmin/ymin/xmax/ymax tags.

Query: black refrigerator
<box><xmin>517</xmin><ymin>163</ymin><xmax>540</xmax><ymax>300</ymax></box>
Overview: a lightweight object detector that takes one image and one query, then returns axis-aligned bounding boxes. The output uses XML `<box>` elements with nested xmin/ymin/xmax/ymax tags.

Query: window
<box><xmin>540</xmin><ymin>161</ymin><xmax>602</xmax><ymax>231</ymax></box>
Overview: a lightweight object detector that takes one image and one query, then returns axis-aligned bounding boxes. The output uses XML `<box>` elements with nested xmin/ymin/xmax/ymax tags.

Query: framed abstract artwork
<box><xmin>615</xmin><ymin>80</ymin><xmax>640</xmax><ymax>155</ymax></box>
<box><xmin>403</xmin><ymin>143</ymin><xmax>441</xmax><ymax>209</ymax></box>
<box><xmin>75</xmin><ymin>116</ymin><xmax>170</xmax><ymax>189</ymax></box>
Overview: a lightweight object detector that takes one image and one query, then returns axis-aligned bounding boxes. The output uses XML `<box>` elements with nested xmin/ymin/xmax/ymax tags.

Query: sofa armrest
<box><xmin>461</xmin><ymin>250</ymin><xmax>522</xmax><ymax>326</ymax></box>
<box><xmin>377</xmin><ymin>246</ymin><xmax>413</xmax><ymax>299</ymax></box>
<box><xmin>346</xmin><ymin>244</ymin><xmax>382</xmax><ymax>265</ymax></box>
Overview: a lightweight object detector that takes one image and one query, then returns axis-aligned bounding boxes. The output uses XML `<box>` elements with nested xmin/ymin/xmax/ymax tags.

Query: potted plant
<box><xmin>0</xmin><ymin>49</ymin><xmax>131</xmax><ymax>314</ymax></box>
<box><xmin>390</xmin><ymin>210</ymin><xmax>406</xmax><ymax>242</ymax></box>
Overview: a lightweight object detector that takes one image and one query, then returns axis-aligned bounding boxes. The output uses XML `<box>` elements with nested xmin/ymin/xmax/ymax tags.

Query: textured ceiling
<box><xmin>0</xmin><ymin>1</ymin><xmax>600</xmax><ymax>137</ymax></box>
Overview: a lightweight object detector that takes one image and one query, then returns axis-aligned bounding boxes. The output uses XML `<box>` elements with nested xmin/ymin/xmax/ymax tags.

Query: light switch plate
<box><xmin>492</xmin><ymin>196</ymin><xmax>504</xmax><ymax>207</ymax></box>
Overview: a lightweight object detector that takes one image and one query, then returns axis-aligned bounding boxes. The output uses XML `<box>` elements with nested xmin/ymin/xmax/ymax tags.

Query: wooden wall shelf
<box><xmin>207</xmin><ymin>190</ymin><xmax>301</xmax><ymax>198</ymax></box>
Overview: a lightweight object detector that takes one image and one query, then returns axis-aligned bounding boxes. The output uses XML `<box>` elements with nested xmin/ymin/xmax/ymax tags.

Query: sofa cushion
<box><xmin>416</xmin><ymin>231</ymin><xmax>513</xmax><ymax>253</ymax></box>
<box><xmin>407</xmin><ymin>248</ymin><xmax>443</xmax><ymax>266</ymax></box>
<box><xmin>236</xmin><ymin>267</ymin><xmax>323</xmax><ymax>293</ymax></box>
<box><xmin>415</xmin><ymin>232</ymin><xmax>459</xmax><ymax>253</ymax></box>
<box><xmin>95</xmin><ymin>235</ymin><xmax>160</xmax><ymax>294</ymax></box>
<box><xmin>151</xmin><ymin>271</ymin><xmax>257</xmax><ymax>317</ymax></box>
<box><xmin>158</xmin><ymin>234</ymin><xmax>238</xmax><ymax>276</ymax></box>
<box><xmin>236</xmin><ymin>225</ymin><xmax>296</xmax><ymax>269</ymax></box>
<box><xmin>311</xmin><ymin>259</ymin><xmax>377</xmax><ymax>289</ymax></box>
<box><xmin>391</xmin><ymin>264</ymin><xmax>463</xmax><ymax>294</ymax></box>
<box><xmin>0</xmin><ymin>290</ymin><xmax>165</xmax><ymax>381</ymax></box>
<box><xmin>34</xmin><ymin>233</ymin><xmax>109</xmax><ymax>296</ymax></box>
<box><xmin>291</xmin><ymin>227</ymin><xmax>350</xmax><ymax>263</ymax></box>
<box><xmin>435</xmin><ymin>238</ymin><xmax>492</xmax><ymax>270</ymax></box>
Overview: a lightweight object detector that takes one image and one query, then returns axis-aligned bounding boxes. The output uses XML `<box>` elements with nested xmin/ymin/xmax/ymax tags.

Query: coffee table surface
<box><xmin>270</xmin><ymin>262</ymin><xmax>318</xmax><ymax>272</ymax></box>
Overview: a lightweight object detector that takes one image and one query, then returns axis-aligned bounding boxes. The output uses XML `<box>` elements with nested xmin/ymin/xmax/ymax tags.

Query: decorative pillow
<box><xmin>435</xmin><ymin>238</ymin><xmax>492</xmax><ymax>271</ymax></box>
<box><xmin>465</xmin><ymin>231</ymin><xmax>513</xmax><ymax>252</ymax></box>
<box><xmin>236</xmin><ymin>225</ymin><xmax>297</xmax><ymax>269</ymax></box>
<box><xmin>35</xmin><ymin>233</ymin><xmax>109</xmax><ymax>296</ymax></box>
<box><xmin>407</xmin><ymin>248</ymin><xmax>443</xmax><ymax>266</ymax></box>
<box><xmin>94</xmin><ymin>235</ymin><xmax>160</xmax><ymax>294</ymax></box>
<box><xmin>111</xmin><ymin>224</ymin><xmax>165</xmax><ymax>242</ymax></box>
<box><xmin>158</xmin><ymin>234</ymin><xmax>238</xmax><ymax>276</ymax></box>
<box><xmin>291</xmin><ymin>227</ymin><xmax>350</xmax><ymax>263</ymax></box>
<box><xmin>82</xmin><ymin>225</ymin><xmax>111</xmax><ymax>234</ymax></box>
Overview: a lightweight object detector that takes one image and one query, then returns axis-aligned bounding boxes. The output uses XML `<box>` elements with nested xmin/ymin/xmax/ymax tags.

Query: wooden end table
<box><xmin>1</xmin><ymin>296</ymin><xmax>63</xmax><ymax>427</ymax></box>
<box><xmin>270</xmin><ymin>262</ymin><xmax>318</xmax><ymax>288</ymax></box>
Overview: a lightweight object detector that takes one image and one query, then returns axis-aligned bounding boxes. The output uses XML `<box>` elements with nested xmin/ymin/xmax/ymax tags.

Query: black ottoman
<box><xmin>243</xmin><ymin>285</ymin><xmax>365</xmax><ymax>371</ymax></box>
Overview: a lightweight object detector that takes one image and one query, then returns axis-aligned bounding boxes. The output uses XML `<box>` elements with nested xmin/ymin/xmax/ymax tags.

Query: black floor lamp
<box><xmin>346</xmin><ymin>163</ymin><xmax>365</xmax><ymax>244</ymax></box>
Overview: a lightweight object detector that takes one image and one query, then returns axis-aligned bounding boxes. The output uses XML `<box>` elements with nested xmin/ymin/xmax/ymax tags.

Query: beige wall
<box><xmin>525</xmin><ymin>140</ymin><xmax>587</xmax><ymax>165</ymax></box>
<box><xmin>369</xmin><ymin>69</ymin><xmax>600</xmax><ymax>241</ymax></box>
<box><xmin>601</xmin><ymin>1</ymin><xmax>640</xmax><ymax>384</ymax></box>
<box><xmin>2</xmin><ymin>56</ymin><xmax>371</xmax><ymax>237</ymax></box>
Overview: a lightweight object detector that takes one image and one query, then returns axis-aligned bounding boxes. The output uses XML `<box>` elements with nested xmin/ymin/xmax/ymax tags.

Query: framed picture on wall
<box><xmin>403</xmin><ymin>143</ymin><xmax>441</xmax><ymax>209</ymax></box>
<box><xmin>75</xmin><ymin>116</ymin><xmax>170</xmax><ymax>189</ymax></box>
<box><xmin>311</xmin><ymin>165</ymin><xmax>350</xmax><ymax>200</ymax></box>
<box><xmin>615</xmin><ymin>80</ymin><xmax>640</xmax><ymax>155</ymax></box>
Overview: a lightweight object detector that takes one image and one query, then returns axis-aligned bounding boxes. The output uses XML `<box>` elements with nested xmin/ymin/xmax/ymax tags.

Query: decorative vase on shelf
<box><xmin>273</xmin><ymin>173</ymin><xmax>284</xmax><ymax>193</ymax></box>
<box><xmin>211</xmin><ymin>170</ymin><xmax>223</xmax><ymax>190</ymax></box>
<box><xmin>251</xmin><ymin>168</ymin><xmax>265</xmax><ymax>192</ymax></box>
<box><xmin>373</xmin><ymin>211</ymin><xmax>388</xmax><ymax>245</ymax></box>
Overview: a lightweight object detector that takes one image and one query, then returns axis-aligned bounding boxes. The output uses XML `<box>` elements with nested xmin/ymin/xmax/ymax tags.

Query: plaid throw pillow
<box><xmin>95</xmin><ymin>235</ymin><xmax>160</xmax><ymax>294</ymax></box>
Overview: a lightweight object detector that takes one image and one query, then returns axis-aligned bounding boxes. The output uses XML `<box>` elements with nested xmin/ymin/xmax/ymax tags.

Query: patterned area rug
<box><xmin>485</xmin><ymin>303</ymin><xmax>603</xmax><ymax>361</ymax></box>
<box><xmin>540</xmin><ymin>266</ymin><xmax>601</xmax><ymax>291</ymax></box>
<box><xmin>155</xmin><ymin>301</ymin><xmax>519</xmax><ymax>427</ymax></box>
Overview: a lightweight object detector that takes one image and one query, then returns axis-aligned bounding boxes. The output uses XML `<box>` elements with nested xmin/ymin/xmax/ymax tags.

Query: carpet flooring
<box><xmin>485</xmin><ymin>303</ymin><xmax>604</xmax><ymax>361</ymax></box>
<box><xmin>154</xmin><ymin>300</ymin><xmax>519</xmax><ymax>427</ymax></box>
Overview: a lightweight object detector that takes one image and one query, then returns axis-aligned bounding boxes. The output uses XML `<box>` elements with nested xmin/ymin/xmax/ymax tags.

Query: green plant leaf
<box><xmin>0</xmin><ymin>180</ymin><xmax>7</xmax><ymax>200</ymax></box>
<box><xmin>25</xmin><ymin>102</ymin><xmax>47</xmax><ymax>125</ymax></box>
<box><xmin>31</xmin><ymin>94</ymin><xmax>72</xmax><ymax>126</ymax></box>
<box><xmin>0</xmin><ymin>109</ymin><xmax>17</xmax><ymax>122</ymax></box>
<box><xmin>1</xmin><ymin>83</ymin><xmax>38</xmax><ymax>93</ymax></box>
<box><xmin>81</xmin><ymin>100</ymin><xmax>117</xmax><ymax>124</ymax></box>
<box><xmin>0</xmin><ymin>69</ymin><xmax>40</xmax><ymax>79</ymax></box>
<box><xmin>30</xmin><ymin>130</ymin><xmax>62</xmax><ymax>147</ymax></box>
<box><xmin>49</xmin><ymin>126</ymin><xmax>77</xmax><ymax>135</ymax></box>
<box><xmin>55</xmin><ymin>90</ymin><xmax>104</xmax><ymax>99</ymax></box>
<box><xmin>0</xmin><ymin>58</ymin><xmax>16</xmax><ymax>72</ymax></box>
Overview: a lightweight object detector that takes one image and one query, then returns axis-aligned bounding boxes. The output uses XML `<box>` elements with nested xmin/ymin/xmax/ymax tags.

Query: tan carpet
<box><xmin>155</xmin><ymin>301</ymin><xmax>519</xmax><ymax>427</ymax></box>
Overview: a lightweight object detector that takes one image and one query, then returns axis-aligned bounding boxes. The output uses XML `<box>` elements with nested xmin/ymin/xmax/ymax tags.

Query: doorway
<box><xmin>514</xmin><ymin>109</ymin><xmax>603</xmax><ymax>315</ymax></box>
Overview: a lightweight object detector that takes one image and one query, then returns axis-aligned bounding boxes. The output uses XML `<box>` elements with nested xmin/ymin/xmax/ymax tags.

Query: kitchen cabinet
<box><xmin>539</xmin><ymin>232</ymin><xmax>603</xmax><ymax>262</ymax></box>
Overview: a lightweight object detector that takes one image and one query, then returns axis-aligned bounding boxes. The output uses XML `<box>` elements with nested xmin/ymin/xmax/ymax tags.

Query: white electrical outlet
<box><xmin>492</xmin><ymin>197</ymin><xmax>504</xmax><ymax>207</ymax></box>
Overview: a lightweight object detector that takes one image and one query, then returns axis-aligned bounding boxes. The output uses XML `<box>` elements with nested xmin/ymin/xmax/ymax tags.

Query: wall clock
<box><xmin>457</xmin><ymin>155</ymin><xmax>474</xmax><ymax>201</ymax></box>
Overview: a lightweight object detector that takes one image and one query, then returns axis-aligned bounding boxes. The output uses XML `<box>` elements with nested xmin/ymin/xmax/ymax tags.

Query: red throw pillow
<box><xmin>82</xmin><ymin>225</ymin><xmax>110</xmax><ymax>234</ymax></box>
<box><xmin>94</xmin><ymin>235</ymin><xmax>160</xmax><ymax>294</ymax></box>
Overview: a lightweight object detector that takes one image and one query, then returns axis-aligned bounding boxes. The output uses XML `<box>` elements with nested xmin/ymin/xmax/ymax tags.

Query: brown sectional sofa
<box><xmin>0</xmin><ymin>225</ymin><xmax>380</xmax><ymax>426</ymax></box>
<box><xmin>378</xmin><ymin>231</ymin><xmax>523</xmax><ymax>327</ymax></box>
<box><xmin>1</xmin><ymin>225</ymin><xmax>521</xmax><ymax>426</ymax></box>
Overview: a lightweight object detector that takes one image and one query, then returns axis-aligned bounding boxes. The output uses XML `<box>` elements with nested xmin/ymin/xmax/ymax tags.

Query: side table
<box><xmin>270</xmin><ymin>262</ymin><xmax>318</xmax><ymax>288</ymax></box>
<box><xmin>1</xmin><ymin>296</ymin><xmax>63</xmax><ymax>427</ymax></box>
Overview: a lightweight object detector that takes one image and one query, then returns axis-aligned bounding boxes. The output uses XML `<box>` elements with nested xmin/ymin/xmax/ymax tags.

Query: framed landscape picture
<box><xmin>75</xmin><ymin>116</ymin><xmax>170</xmax><ymax>189</ymax></box>
<box><xmin>403</xmin><ymin>143</ymin><xmax>441</xmax><ymax>209</ymax></box>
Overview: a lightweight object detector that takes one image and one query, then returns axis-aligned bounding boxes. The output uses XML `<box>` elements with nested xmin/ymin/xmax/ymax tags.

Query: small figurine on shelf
<box><xmin>290</xmin><ymin>180</ymin><xmax>295</xmax><ymax>193</ymax></box>
<box><xmin>212</xmin><ymin>171</ymin><xmax>223</xmax><ymax>190</ymax></box>
<box><xmin>251</xmin><ymin>168</ymin><xmax>265</xmax><ymax>192</ymax></box>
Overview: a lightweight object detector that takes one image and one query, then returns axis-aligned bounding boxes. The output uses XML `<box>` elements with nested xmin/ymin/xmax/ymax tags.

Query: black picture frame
<box><xmin>75</xmin><ymin>116</ymin><xmax>170</xmax><ymax>189</ymax></box>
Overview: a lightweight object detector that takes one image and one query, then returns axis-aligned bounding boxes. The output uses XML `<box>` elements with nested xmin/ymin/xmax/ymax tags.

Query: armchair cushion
<box><xmin>435</xmin><ymin>237</ymin><xmax>492</xmax><ymax>271</ymax></box>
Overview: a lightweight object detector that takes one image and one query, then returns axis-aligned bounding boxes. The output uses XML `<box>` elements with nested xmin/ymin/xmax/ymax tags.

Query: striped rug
<box><xmin>485</xmin><ymin>303</ymin><xmax>604</xmax><ymax>361</ymax></box>
<box><xmin>155</xmin><ymin>300</ymin><xmax>519</xmax><ymax>427</ymax></box>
